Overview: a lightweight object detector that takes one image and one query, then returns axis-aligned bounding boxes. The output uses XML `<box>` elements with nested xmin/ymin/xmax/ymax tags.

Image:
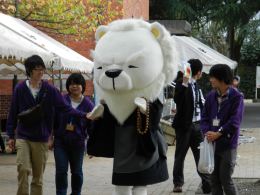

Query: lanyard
<box><xmin>192</xmin><ymin>83</ymin><xmax>200</xmax><ymax>106</ymax></box>
<box><xmin>217</xmin><ymin>95</ymin><xmax>228</xmax><ymax>116</ymax></box>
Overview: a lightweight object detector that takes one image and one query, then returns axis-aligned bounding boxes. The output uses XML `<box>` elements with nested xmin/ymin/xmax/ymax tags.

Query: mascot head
<box><xmin>93</xmin><ymin>19</ymin><xmax>177</xmax><ymax>124</ymax></box>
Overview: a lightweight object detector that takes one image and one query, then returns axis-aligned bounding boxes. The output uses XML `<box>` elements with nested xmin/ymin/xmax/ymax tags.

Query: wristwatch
<box><xmin>218</xmin><ymin>127</ymin><xmax>224</xmax><ymax>134</ymax></box>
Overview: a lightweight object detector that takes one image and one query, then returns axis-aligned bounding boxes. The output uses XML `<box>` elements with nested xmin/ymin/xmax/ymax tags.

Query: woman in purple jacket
<box><xmin>200</xmin><ymin>64</ymin><xmax>244</xmax><ymax>195</ymax></box>
<box><xmin>53</xmin><ymin>73</ymin><xmax>94</xmax><ymax>195</ymax></box>
<box><xmin>7</xmin><ymin>55</ymin><xmax>88</xmax><ymax>195</ymax></box>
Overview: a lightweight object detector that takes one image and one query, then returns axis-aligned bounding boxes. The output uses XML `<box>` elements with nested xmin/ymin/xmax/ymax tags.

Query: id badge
<box><xmin>66</xmin><ymin>123</ymin><xmax>75</xmax><ymax>131</ymax></box>
<box><xmin>212</xmin><ymin>118</ymin><xmax>220</xmax><ymax>127</ymax></box>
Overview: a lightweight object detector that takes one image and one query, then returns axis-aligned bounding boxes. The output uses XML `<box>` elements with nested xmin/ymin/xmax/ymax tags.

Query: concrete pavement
<box><xmin>241</xmin><ymin>103</ymin><xmax>260</xmax><ymax>128</ymax></box>
<box><xmin>0</xmin><ymin>128</ymin><xmax>260</xmax><ymax>195</ymax></box>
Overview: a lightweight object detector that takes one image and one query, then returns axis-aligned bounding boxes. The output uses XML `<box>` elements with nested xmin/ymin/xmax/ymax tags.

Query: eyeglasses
<box><xmin>33</xmin><ymin>68</ymin><xmax>45</xmax><ymax>72</ymax></box>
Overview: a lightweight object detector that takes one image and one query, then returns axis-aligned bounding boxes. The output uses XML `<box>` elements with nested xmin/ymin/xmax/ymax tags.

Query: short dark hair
<box><xmin>209</xmin><ymin>64</ymin><xmax>233</xmax><ymax>85</ymax></box>
<box><xmin>66</xmin><ymin>73</ymin><xmax>86</xmax><ymax>94</ymax></box>
<box><xmin>24</xmin><ymin>55</ymin><xmax>46</xmax><ymax>77</ymax></box>
<box><xmin>188</xmin><ymin>59</ymin><xmax>203</xmax><ymax>76</ymax></box>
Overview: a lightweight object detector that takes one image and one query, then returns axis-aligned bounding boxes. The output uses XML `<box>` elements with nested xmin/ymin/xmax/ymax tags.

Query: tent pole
<box><xmin>59</xmin><ymin>70</ymin><xmax>62</xmax><ymax>92</ymax></box>
<box><xmin>51</xmin><ymin>64</ymin><xmax>55</xmax><ymax>85</ymax></box>
<box><xmin>12</xmin><ymin>74</ymin><xmax>18</xmax><ymax>91</ymax></box>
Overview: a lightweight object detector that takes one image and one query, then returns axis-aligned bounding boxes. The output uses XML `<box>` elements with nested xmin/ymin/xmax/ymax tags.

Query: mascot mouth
<box><xmin>97</xmin><ymin>68</ymin><xmax>133</xmax><ymax>91</ymax></box>
<box><xmin>105</xmin><ymin>69</ymin><xmax>122</xmax><ymax>90</ymax></box>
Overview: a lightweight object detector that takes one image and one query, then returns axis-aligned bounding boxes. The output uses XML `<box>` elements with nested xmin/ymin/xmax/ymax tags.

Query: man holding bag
<box><xmin>7</xmin><ymin>55</ymin><xmax>88</xmax><ymax>195</ymax></box>
<box><xmin>200</xmin><ymin>64</ymin><xmax>244</xmax><ymax>195</ymax></box>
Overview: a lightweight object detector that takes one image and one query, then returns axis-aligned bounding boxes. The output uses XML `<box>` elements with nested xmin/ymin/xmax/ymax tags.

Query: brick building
<box><xmin>0</xmin><ymin>0</ymin><xmax>149</xmax><ymax>132</ymax></box>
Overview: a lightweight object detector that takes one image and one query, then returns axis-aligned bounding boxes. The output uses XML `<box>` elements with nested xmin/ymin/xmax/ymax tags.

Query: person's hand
<box><xmin>48</xmin><ymin>137</ymin><xmax>54</xmax><ymax>150</ymax></box>
<box><xmin>182</xmin><ymin>75</ymin><xmax>189</xmax><ymax>85</ymax></box>
<box><xmin>87</xmin><ymin>104</ymin><xmax>104</xmax><ymax>120</ymax></box>
<box><xmin>8</xmin><ymin>139</ymin><xmax>15</xmax><ymax>151</ymax></box>
<box><xmin>206</xmin><ymin>131</ymin><xmax>222</xmax><ymax>142</ymax></box>
<box><xmin>134</xmin><ymin>97</ymin><xmax>147</xmax><ymax>114</ymax></box>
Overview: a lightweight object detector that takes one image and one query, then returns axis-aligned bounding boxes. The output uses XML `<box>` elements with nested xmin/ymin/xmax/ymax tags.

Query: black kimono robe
<box><xmin>87</xmin><ymin>99</ymin><xmax>169</xmax><ymax>185</ymax></box>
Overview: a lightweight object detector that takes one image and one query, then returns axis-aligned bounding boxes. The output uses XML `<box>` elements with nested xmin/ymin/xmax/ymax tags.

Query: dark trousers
<box><xmin>54</xmin><ymin>139</ymin><xmax>85</xmax><ymax>195</ymax></box>
<box><xmin>211</xmin><ymin>149</ymin><xmax>238</xmax><ymax>195</ymax></box>
<box><xmin>0</xmin><ymin>134</ymin><xmax>5</xmax><ymax>152</ymax></box>
<box><xmin>173</xmin><ymin>123</ymin><xmax>211</xmax><ymax>192</ymax></box>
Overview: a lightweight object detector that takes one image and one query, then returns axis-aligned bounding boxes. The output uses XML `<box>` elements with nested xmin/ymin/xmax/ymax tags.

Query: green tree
<box><xmin>240</xmin><ymin>19</ymin><xmax>260</xmax><ymax>67</ymax></box>
<box><xmin>0</xmin><ymin>0</ymin><xmax>123</xmax><ymax>40</ymax></box>
<box><xmin>85</xmin><ymin>0</ymin><xmax>123</xmax><ymax>34</ymax></box>
<box><xmin>150</xmin><ymin>0</ymin><xmax>260</xmax><ymax>62</ymax></box>
<box><xmin>208</xmin><ymin>0</ymin><xmax>260</xmax><ymax>62</ymax></box>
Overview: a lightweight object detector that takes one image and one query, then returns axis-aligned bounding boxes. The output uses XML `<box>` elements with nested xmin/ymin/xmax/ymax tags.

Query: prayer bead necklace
<box><xmin>136</xmin><ymin>99</ymin><xmax>150</xmax><ymax>135</ymax></box>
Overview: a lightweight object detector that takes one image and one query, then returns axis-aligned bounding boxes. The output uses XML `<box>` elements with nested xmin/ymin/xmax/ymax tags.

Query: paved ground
<box><xmin>0</xmin><ymin>128</ymin><xmax>259</xmax><ymax>195</ymax></box>
<box><xmin>241</xmin><ymin>103</ymin><xmax>260</xmax><ymax>128</ymax></box>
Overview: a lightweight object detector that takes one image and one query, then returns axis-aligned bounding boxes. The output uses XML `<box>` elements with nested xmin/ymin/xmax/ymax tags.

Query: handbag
<box><xmin>198</xmin><ymin>137</ymin><xmax>215</xmax><ymax>174</ymax></box>
<box><xmin>18</xmin><ymin>89</ymin><xmax>47</xmax><ymax>126</ymax></box>
<box><xmin>87</xmin><ymin>104</ymin><xmax>115</xmax><ymax>158</ymax></box>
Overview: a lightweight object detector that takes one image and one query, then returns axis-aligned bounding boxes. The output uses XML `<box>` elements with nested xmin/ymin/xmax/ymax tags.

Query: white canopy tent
<box><xmin>171</xmin><ymin>35</ymin><xmax>237</xmax><ymax>73</ymax></box>
<box><xmin>0</xmin><ymin>13</ymin><xmax>93</xmax><ymax>75</ymax></box>
<box><xmin>0</xmin><ymin>63</ymin><xmax>25</xmax><ymax>75</ymax></box>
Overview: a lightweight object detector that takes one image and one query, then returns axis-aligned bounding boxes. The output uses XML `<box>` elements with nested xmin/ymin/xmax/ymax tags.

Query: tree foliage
<box><xmin>150</xmin><ymin>0</ymin><xmax>260</xmax><ymax>62</ymax></box>
<box><xmin>85</xmin><ymin>0</ymin><xmax>123</xmax><ymax>34</ymax></box>
<box><xmin>240</xmin><ymin>19</ymin><xmax>260</xmax><ymax>67</ymax></box>
<box><xmin>0</xmin><ymin>0</ymin><xmax>123</xmax><ymax>39</ymax></box>
<box><xmin>150</xmin><ymin>0</ymin><xmax>260</xmax><ymax>98</ymax></box>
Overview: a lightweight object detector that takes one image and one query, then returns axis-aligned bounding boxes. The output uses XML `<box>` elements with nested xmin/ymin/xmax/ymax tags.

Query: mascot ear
<box><xmin>95</xmin><ymin>25</ymin><xmax>108</xmax><ymax>41</ymax></box>
<box><xmin>150</xmin><ymin>22</ymin><xmax>164</xmax><ymax>40</ymax></box>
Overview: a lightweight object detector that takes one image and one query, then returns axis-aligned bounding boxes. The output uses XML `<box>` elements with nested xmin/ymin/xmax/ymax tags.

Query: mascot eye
<box><xmin>97</xmin><ymin>66</ymin><xmax>102</xmax><ymax>70</ymax></box>
<box><xmin>128</xmin><ymin>65</ymin><xmax>138</xmax><ymax>68</ymax></box>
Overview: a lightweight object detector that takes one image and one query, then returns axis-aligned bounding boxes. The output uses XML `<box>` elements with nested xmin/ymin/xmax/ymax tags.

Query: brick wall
<box><xmin>0</xmin><ymin>95</ymin><xmax>11</xmax><ymax>119</ymax></box>
<box><xmin>0</xmin><ymin>80</ymin><xmax>12</xmax><ymax>95</ymax></box>
<box><xmin>85</xmin><ymin>80</ymin><xmax>94</xmax><ymax>97</ymax></box>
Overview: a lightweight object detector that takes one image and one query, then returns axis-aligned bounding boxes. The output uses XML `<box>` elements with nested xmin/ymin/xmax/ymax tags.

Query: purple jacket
<box><xmin>200</xmin><ymin>87</ymin><xmax>244</xmax><ymax>151</ymax></box>
<box><xmin>7</xmin><ymin>80</ymin><xmax>87</xmax><ymax>142</ymax></box>
<box><xmin>54</xmin><ymin>94</ymin><xmax>94</xmax><ymax>146</ymax></box>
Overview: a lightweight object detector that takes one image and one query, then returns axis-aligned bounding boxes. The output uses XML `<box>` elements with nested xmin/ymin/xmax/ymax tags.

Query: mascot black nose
<box><xmin>105</xmin><ymin>69</ymin><xmax>122</xmax><ymax>78</ymax></box>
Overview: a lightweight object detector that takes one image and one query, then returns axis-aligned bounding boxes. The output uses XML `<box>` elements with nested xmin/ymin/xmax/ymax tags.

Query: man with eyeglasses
<box><xmin>6</xmin><ymin>55</ymin><xmax>89</xmax><ymax>195</ymax></box>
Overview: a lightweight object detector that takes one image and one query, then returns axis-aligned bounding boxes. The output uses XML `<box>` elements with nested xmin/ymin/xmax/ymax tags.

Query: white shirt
<box><xmin>190</xmin><ymin>78</ymin><xmax>205</xmax><ymax>122</ymax></box>
<box><xmin>26</xmin><ymin>80</ymin><xmax>40</xmax><ymax>99</ymax></box>
<box><xmin>70</xmin><ymin>95</ymin><xmax>84</xmax><ymax>109</ymax></box>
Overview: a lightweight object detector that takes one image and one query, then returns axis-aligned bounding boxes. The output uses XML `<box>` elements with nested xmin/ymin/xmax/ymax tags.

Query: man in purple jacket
<box><xmin>6</xmin><ymin>55</ymin><xmax>88</xmax><ymax>195</ymax></box>
<box><xmin>200</xmin><ymin>64</ymin><xmax>244</xmax><ymax>195</ymax></box>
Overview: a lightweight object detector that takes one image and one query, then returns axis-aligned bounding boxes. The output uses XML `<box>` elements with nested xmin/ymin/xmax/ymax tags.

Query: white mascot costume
<box><xmin>87</xmin><ymin>19</ymin><xmax>177</xmax><ymax>195</ymax></box>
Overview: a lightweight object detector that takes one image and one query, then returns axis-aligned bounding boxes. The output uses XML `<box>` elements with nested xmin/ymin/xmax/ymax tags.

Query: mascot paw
<box><xmin>87</xmin><ymin>104</ymin><xmax>104</xmax><ymax>120</ymax></box>
<box><xmin>134</xmin><ymin>97</ymin><xmax>147</xmax><ymax>113</ymax></box>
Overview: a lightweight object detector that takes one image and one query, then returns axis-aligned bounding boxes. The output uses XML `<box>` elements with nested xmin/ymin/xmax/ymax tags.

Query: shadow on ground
<box><xmin>235</xmin><ymin>178</ymin><xmax>260</xmax><ymax>195</ymax></box>
<box><xmin>195</xmin><ymin>178</ymin><xmax>260</xmax><ymax>195</ymax></box>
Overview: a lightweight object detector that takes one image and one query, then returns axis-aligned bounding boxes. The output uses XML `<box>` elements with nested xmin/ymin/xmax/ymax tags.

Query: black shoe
<box><xmin>202</xmin><ymin>182</ymin><xmax>211</xmax><ymax>194</ymax></box>
<box><xmin>202</xmin><ymin>188</ymin><xmax>211</xmax><ymax>194</ymax></box>
<box><xmin>173</xmin><ymin>185</ymin><xmax>182</xmax><ymax>193</ymax></box>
